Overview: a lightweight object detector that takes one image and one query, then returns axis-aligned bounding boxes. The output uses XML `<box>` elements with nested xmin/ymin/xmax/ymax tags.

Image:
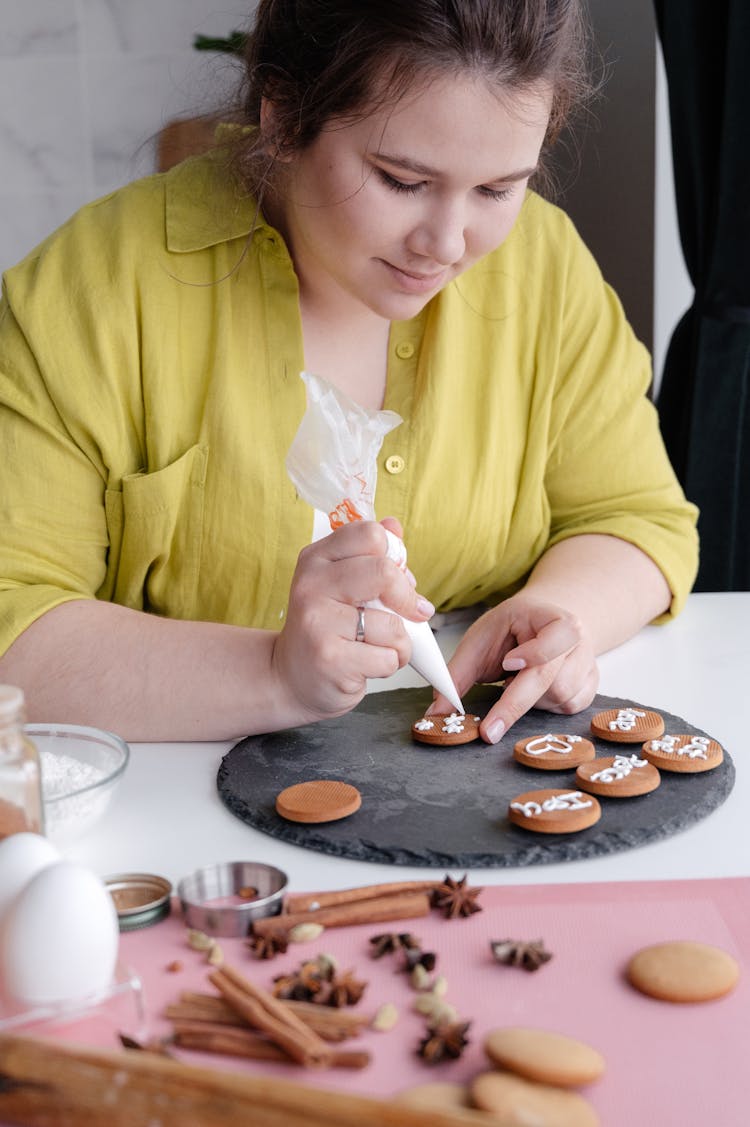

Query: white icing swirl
<box><xmin>608</xmin><ymin>708</ymin><xmax>646</xmax><ymax>732</ymax></box>
<box><xmin>646</xmin><ymin>734</ymin><xmax>711</xmax><ymax>760</ymax></box>
<box><xmin>590</xmin><ymin>753</ymin><xmax>648</xmax><ymax>783</ymax></box>
<box><xmin>524</xmin><ymin>733</ymin><xmax>583</xmax><ymax>756</ymax></box>
<box><xmin>510</xmin><ymin>791</ymin><xmax>593</xmax><ymax>818</ymax></box>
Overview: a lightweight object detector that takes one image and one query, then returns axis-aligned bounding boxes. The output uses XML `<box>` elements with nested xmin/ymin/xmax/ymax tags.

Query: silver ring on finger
<box><xmin>355</xmin><ymin>605</ymin><xmax>366</xmax><ymax>643</ymax></box>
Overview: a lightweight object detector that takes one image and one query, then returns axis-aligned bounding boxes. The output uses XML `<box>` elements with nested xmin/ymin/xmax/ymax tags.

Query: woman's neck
<box><xmin>300</xmin><ymin>303</ymin><xmax>391</xmax><ymax>410</ymax></box>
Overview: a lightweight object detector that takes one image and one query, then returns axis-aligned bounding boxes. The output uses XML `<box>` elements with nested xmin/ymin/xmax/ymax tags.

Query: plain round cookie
<box><xmin>514</xmin><ymin>733</ymin><xmax>596</xmax><ymax>770</ymax></box>
<box><xmin>590</xmin><ymin>707</ymin><xmax>664</xmax><ymax>743</ymax></box>
<box><xmin>484</xmin><ymin>1027</ymin><xmax>605</xmax><ymax>1087</ymax></box>
<box><xmin>411</xmin><ymin>712</ymin><xmax>481</xmax><ymax>746</ymax></box>
<box><xmin>393</xmin><ymin>1082</ymin><xmax>471</xmax><ymax>1110</ymax></box>
<box><xmin>508</xmin><ymin>789</ymin><xmax>601</xmax><ymax>834</ymax></box>
<box><xmin>626</xmin><ymin>940</ymin><xmax>740</xmax><ymax>1002</ymax></box>
<box><xmin>471</xmin><ymin>1071</ymin><xmax>600</xmax><ymax>1127</ymax></box>
<box><xmin>275</xmin><ymin>780</ymin><xmax>362</xmax><ymax>823</ymax></box>
<box><xmin>576</xmin><ymin>754</ymin><xmax>661</xmax><ymax>797</ymax></box>
<box><xmin>642</xmin><ymin>733</ymin><xmax>724</xmax><ymax>774</ymax></box>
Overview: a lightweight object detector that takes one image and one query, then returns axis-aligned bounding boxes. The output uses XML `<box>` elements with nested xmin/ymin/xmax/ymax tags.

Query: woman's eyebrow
<box><xmin>372</xmin><ymin>150</ymin><xmax>538</xmax><ymax>182</ymax></box>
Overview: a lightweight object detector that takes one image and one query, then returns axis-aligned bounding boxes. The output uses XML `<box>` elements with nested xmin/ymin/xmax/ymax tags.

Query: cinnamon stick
<box><xmin>166</xmin><ymin>997</ymin><xmax>245</xmax><ymax>1028</ymax></box>
<box><xmin>209</xmin><ymin>966</ymin><xmax>331</xmax><ymax>1068</ymax></box>
<box><xmin>284</xmin><ymin>999</ymin><xmax>370</xmax><ymax>1038</ymax></box>
<box><xmin>285</xmin><ymin>880</ymin><xmax>439</xmax><ymax>914</ymax></box>
<box><xmin>252</xmin><ymin>890</ymin><xmax>431</xmax><ymax>937</ymax></box>
<box><xmin>173</xmin><ymin>1022</ymin><xmax>370</xmax><ymax>1069</ymax></box>
<box><xmin>173</xmin><ymin>1020</ymin><xmax>286</xmax><ymax>1061</ymax></box>
<box><xmin>169</xmin><ymin>993</ymin><xmax>369</xmax><ymax>1041</ymax></box>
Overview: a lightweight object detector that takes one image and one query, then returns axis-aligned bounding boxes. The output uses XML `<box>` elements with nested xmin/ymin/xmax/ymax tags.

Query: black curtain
<box><xmin>654</xmin><ymin>0</ymin><xmax>750</xmax><ymax>590</ymax></box>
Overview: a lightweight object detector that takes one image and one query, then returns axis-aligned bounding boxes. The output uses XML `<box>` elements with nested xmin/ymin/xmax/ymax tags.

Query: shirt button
<box><xmin>395</xmin><ymin>341</ymin><xmax>415</xmax><ymax>359</ymax></box>
<box><xmin>385</xmin><ymin>454</ymin><xmax>406</xmax><ymax>474</ymax></box>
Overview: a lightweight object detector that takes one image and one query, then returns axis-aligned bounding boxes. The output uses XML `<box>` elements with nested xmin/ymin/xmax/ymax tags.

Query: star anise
<box><xmin>272</xmin><ymin>960</ymin><xmax>328</xmax><ymax>1001</ymax></box>
<box><xmin>324</xmin><ymin>969</ymin><xmax>368</xmax><ymax>1008</ymax></box>
<box><xmin>490</xmin><ymin>938</ymin><xmax>553</xmax><ymax>971</ymax></box>
<box><xmin>369</xmin><ymin>931</ymin><xmax>422</xmax><ymax>958</ymax></box>
<box><xmin>417</xmin><ymin>1019</ymin><xmax>471</xmax><ymax>1063</ymax></box>
<box><xmin>431</xmin><ymin>874</ymin><xmax>483</xmax><ymax>919</ymax></box>
<box><xmin>246</xmin><ymin>926</ymin><xmax>289</xmax><ymax>960</ymax></box>
<box><xmin>402</xmin><ymin>946</ymin><xmax>437</xmax><ymax>974</ymax></box>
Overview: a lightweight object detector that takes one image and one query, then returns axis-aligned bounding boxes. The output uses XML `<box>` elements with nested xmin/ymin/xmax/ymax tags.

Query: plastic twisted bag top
<box><xmin>285</xmin><ymin>371</ymin><xmax>402</xmax><ymax>527</ymax></box>
<box><xmin>284</xmin><ymin>371</ymin><xmax>464</xmax><ymax>715</ymax></box>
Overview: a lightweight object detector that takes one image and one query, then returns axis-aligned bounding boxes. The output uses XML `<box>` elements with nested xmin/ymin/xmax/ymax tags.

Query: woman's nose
<box><xmin>408</xmin><ymin>199</ymin><xmax>466</xmax><ymax>265</ymax></box>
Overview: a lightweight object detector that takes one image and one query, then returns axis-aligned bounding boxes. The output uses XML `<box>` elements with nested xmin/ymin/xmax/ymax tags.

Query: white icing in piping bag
<box><xmin>402</xmin><ymin>617</ymin><xmax>464</xmax><ymax>713</ymax></box>
<box><xmin>311</xmin><ymin>517</ymin><xmax>464</xmax><ymax>711</ymax></box>
<box><xmin>287</xmin><ymin>372</ymin><xmax>464</xmax><ymax>714</ymax></box>
<box><xmin>378</xmin><ymin>529</ymin><xmax>464</xmax><ymax>713</ymax></box>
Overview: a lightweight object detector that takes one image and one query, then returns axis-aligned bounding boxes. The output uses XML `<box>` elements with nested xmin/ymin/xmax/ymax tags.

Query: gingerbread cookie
<box><xmin>484</xmin><ymin>1027</ymin><xmax>605</xmax><ymax>1087</ymax></box>
<box><xmin>411</xmin><ymin>712</ymin><xmax>481</xmax><ymax>746</ymax></box>
<box><xmin>626</xmin><ymin>940</ymin><xmax>739</xmax><ymax>1003</ymax></box>
<box><xmin>642</xmin><ymin>733</ymin><xmax>723</xmax><ymax>773</ymax></box>
<box><xmin>590</xmin><ymin>706</ymin><xmax>664</xmax><ymax>743</ymax></box>
<box><xmin>471</xmin><ymin>1072</ymin><xmax>600</xmax><ymax>1127</ymax></box>
<box><xmin>575</xmin><ymin>754</ymin><xmax>661</xmax><ymax>797</ymax></box>
<box><xmin>514</xmin><ymin>733</ymin><xmax>595</xmax><ymax>770</ymax></box>
<box><xmin>508</xmin><ymin>789</ymin><xmax>601</xmax><ymax>834</ymax></box>
<box><xmin>275</xmin><ymin>780</ymin><xmax>362</xmax><ymax>823</ymax></box>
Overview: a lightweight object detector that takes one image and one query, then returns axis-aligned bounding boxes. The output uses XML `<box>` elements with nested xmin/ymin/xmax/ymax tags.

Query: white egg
<box><xmin>0</xmin><ymin>832</ymin><xmax>60</xmax><ymax>923</ymax></box>
<box><xmin>1</xmin><ymin>860</ymin><xmax>119</xmax><ymax>1005</ymax></box>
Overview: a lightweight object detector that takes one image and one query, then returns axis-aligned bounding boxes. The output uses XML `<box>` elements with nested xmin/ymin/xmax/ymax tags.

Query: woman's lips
<box><xmin>380</xmin><ymin>259</ymin><xmax>448</xmax><ymax>294</ymax></box>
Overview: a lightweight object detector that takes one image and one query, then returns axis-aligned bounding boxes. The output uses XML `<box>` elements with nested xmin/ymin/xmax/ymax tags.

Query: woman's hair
<box><xmin>226</xmin><ymin>0</ymin><xmax>594</xmax><ymax>199</ymax></box>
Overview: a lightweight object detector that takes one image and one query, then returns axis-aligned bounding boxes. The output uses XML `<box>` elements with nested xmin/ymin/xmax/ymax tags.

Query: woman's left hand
<box><xmin>439</xmin><ymin>593</ymin><xmax>599</xmax><ymax>743</ymax></box>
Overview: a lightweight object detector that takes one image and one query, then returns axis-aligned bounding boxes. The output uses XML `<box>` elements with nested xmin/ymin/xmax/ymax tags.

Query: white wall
<box><xmin>0</xmin><ymin>0</ymin><xmax>255</xmax><ymax>273</ymax></box>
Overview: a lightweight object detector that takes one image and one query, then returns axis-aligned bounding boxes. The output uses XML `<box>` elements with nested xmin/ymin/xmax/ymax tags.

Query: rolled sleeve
<box><xmin>0</xmin><ymin>295</ymin><xmax>107</xmax><ymax>655</ymax></box>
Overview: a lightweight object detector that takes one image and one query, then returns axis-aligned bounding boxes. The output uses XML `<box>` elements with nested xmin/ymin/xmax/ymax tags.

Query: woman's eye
<box><xmin>377</xmin><ymin>169</ymin><xmax>424</xmax><ymax>195</ymax></box>
<box><xmin>479</xmin><ymin>185</ymin><xmax>515</xmax><ymax>202</ymax></box>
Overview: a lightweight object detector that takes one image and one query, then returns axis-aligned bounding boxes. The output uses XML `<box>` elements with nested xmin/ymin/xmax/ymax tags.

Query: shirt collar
<box><xmin>164</xmin><ymin>147</ymin><xmax>272</xmax><ymax>253</ymax></box>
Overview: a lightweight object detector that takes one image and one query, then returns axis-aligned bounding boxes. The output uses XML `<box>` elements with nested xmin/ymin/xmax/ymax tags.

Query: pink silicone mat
<box><xmin>35</xmin><ymin>878</ymin><xmax>750</xmax><ymax>1125</ymax></box>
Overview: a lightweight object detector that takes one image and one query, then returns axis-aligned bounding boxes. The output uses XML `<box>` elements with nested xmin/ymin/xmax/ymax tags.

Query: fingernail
<box><xmin>486</xmin><ymin>719</ymin><xmax>505</xmax><ymax>744</ymax></box>
<box><xmin>416</xmin><ymin>596</ymin><xmax>435</xmax><ymax>618</ymax></box>
<box><xmin>503</xmin><ymin>658</ymin><xmax>526</xmax><ymax>671</ymax></box>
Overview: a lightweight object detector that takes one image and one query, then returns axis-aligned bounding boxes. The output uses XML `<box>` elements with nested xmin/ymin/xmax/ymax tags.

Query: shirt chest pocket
<box><xmin>101</xmin><ymin>444</ymin><xmax>208</xmax><ymax>619</ymax></box>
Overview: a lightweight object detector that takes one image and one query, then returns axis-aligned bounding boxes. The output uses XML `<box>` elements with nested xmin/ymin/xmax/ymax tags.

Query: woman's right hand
<box><xmin>270</xmin><ymin>518</ymin><xmax>435</xmax><ymax>724</ymax></box>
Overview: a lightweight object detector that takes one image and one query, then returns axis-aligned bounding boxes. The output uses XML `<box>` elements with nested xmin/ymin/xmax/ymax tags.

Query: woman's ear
<box><xmin>259</xmin><ymin>96</ymin><xmax>294</xmax><ymax>162</ymax></box>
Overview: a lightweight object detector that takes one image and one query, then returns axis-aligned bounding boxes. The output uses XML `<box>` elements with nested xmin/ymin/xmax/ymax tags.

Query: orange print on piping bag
<box><xmin>329</xmin><ymin>497</ymin><xmax>365</xmax><ymax>528</ymax></box>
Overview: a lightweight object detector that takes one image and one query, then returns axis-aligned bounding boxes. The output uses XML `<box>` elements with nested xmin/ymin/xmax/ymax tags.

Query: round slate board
<box><xmin>217</xmin><ymin>687</ymin><xmax>735</xmax><ymax>868</ymax></box>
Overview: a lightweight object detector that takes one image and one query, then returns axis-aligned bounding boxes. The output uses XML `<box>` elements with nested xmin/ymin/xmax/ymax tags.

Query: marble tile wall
<box><xmin>0</xmin><ymin>0</ymin><xmax>256</xmax><ymax>272</ymax></box>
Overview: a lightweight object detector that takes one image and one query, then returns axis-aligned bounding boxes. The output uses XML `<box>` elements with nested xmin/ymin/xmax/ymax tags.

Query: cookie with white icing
<box><xmin>508</xmin><ymin>789</ymin><xmax>601</xmax><ymax>834</ymax></box>
<box><xmin>590</xmin><ymin>706</ymin><xmax>664</xmax><ymax>743</ymax></box>
<box><xmin>576</xmin><ymin>754</ymin><xmax>661</xmax><ymax>797</ymax></box>
<box><xmin>411</xmin><ymin>712</ymin><xmax>481</xmax><ymax>746</ymax></box>
<box><xmin>514</xmin><ymin>733</ymin><xmax>595</xmax><ymax>770</ymax></box>
<box><xmin>642</xmin><ymin>733</ymin><xmax>723</xmax><ymax>773</ymax></box>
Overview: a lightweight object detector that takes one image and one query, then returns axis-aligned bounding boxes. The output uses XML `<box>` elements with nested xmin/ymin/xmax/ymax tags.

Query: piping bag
<box><xmin>286</xmin><ymin>371</ymin><xmax>464</xmax><ymax>714</ymax></box>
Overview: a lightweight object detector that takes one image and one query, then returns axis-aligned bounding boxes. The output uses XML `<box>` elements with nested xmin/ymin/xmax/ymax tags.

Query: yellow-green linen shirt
<box><xmin>0</xmin><ymin>150</ymin><xmax>698</xmax><ymax>653</ymax></box>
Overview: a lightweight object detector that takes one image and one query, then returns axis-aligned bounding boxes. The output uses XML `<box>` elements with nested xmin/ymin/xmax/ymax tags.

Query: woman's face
<box><xmin>266</xmin><ymin>71</ymin><xmax>551</xmax><ymax>322</ymax></box>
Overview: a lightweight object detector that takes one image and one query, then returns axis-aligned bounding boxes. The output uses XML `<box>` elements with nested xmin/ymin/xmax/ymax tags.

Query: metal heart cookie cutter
<box><xmin>177</xmin><ymin>861</ymin><xmax>288</xmax><ymax>937</ymax></box>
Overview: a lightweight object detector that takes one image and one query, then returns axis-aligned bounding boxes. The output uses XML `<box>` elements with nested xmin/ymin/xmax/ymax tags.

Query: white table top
<box><xmin>67</xmin><ymin>592</ymin><xmax>750</xmax><ymax>891</ymax></box>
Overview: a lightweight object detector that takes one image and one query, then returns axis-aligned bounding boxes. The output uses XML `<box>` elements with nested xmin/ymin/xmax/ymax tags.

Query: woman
<box><xmin>0</xmin><ymin>0</ymin><xmax>697</xmax><ymax>741</ymax></box>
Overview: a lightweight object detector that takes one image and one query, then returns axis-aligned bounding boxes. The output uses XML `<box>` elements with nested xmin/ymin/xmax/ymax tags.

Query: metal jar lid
<box><xmin>177</xmin><ymin>861</ymin><xmax>288</xmax><ymax>937</ymax></box>
<box><xmin>104</xmin><ymin>872</ymin><xmax>172</xmax><ymax>932</ymax></box>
